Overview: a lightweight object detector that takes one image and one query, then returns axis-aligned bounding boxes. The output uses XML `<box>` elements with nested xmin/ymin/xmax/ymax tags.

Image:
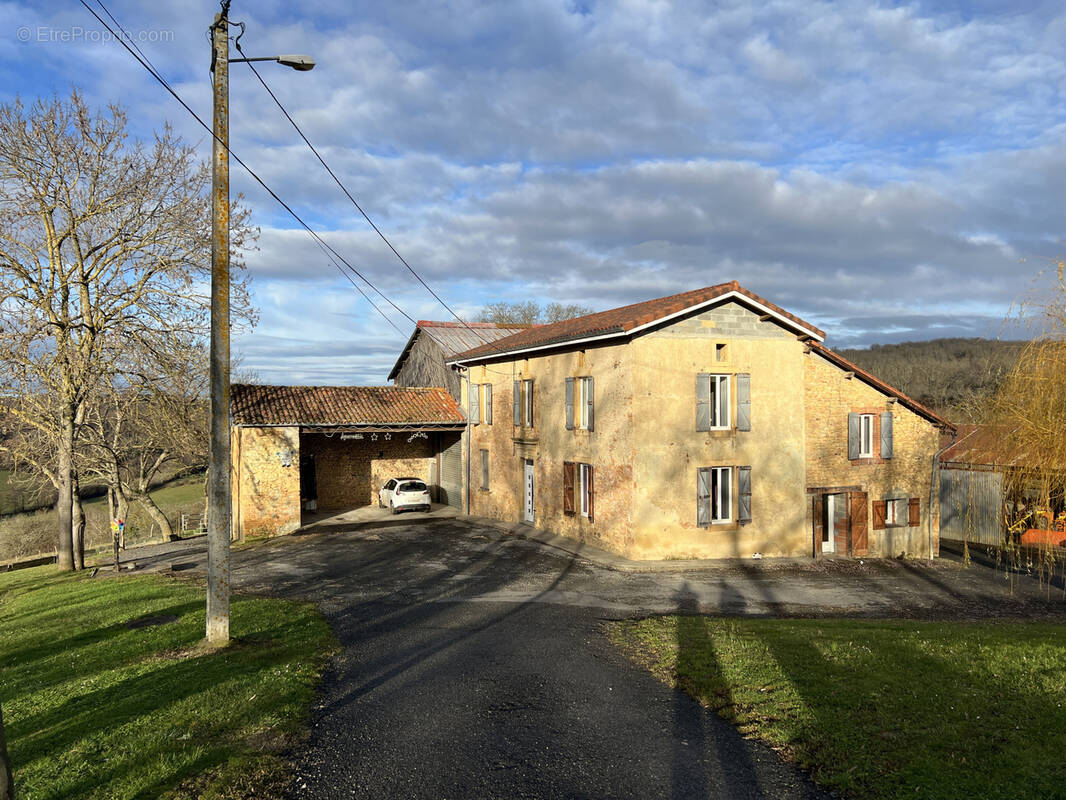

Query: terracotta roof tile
<box><xmin>448</xmin><ymin>282</ymin><xmax>825</xmax><ymax>362</ymax></box>
<box><xmin>231</xmin><ymin>384</ymin><xmax>465</xmax><ymax>427</ymax></box>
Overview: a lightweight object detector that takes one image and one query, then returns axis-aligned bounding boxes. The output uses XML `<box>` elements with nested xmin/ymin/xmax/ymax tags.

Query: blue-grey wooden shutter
<box><xmin>513</xmin><ymin>381</ymin><xmax>520</xmax><ymax>425</ymax></box>
<box><xmin>736</xmin><ymin>373</ymin><xmax>751</xmax><ymax>431</ymax></box>
<box><xmin>880</xmin><ymin>411</ymin><xmax>893</xmax><ymax>459</ymax></box>
<box><xmin>696</xmin><ymin>374</ymin><xmax>711</xmax><ymax>431</ymax></box>
<box><xmin>586</xmin><ymin>376</ymin><xmax>594</xmax><ymax>432</ymax></box>
<box><xmin>485</xmin><ymin>384</ymin><xmax>492</xmax><ymax>425</ymax></box>
<box><xmin>697</xmin><ymin>467</ymin><xmax>711</xmax><ymax>527</ymax></box>
<box><xmin>847</xmin><ymin>413</ymin><xmax>860</xmax><ymax>459</ymax></box>
<box><xmin>528</xmin><ymin>379</ymin><xmax>534</xmax><ymax>426</ymax></box>
<box><xmin>565</xmin><ymin>377</ymin><xmax>574</xmax><ymax>430</ymax></box>
<box><xmin>470</xmin><ymin>384</ymin><xmax>480</xmax><ymax>424</ymax></box>
<box><xmin>738</xmin><ymin>466</ymin><xmax>752</xmax><ymax>524</ymax></box>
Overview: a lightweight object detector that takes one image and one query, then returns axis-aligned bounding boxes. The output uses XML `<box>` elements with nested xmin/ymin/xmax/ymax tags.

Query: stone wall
<box><xmin>301</xmin><ymin>431</ymin><xmax>434</xmax><ymax>510</ymax></box>
<box><xmin>232</xmin><ymin>426</ymin><xmax>301</xmax><ymax>539</ymax></box>
<box><xmin>629</xmin><ymin>309</ymin><xmax>808</xmax><ymax>558</ymax></box>
<box><xmin>466</xmin><ymin>299</ymin><xmax>813</xmax><ymax>559</ymax></box>
<box><xmin>465</xmin><ymin>343</ymin><xmax>636</xmax><ymax>555</ymax></box>
<box><xmin>804</xmin><ymin>350</ymin><xmax>943</xmax><ymax>557</ymax></box>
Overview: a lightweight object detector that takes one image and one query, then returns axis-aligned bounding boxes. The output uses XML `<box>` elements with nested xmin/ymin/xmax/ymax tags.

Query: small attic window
<box><xmin>715</xmin><ymin>343</ymin><xmax>728</xmax><ymax>362</ymax></box>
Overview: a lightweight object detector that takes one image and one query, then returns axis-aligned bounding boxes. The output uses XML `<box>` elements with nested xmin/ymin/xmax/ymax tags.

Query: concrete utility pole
<box><xmin>207</xmin><ymin>3</ymin><xmax>232</xmax><ymax>645</ymax></box>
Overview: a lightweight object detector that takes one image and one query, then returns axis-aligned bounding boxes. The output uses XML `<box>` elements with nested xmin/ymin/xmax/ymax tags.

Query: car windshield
<box><xmin>397</xmin><ymin>481</ymin><xmax>427</xmax><ymax>493</ymax></box>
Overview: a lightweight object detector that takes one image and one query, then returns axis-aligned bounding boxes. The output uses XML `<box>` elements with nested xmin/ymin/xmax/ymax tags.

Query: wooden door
<box><xmin>849</xmin><ymin>491</ymin><xmax>868</xmax><ymax>556</ymax></box>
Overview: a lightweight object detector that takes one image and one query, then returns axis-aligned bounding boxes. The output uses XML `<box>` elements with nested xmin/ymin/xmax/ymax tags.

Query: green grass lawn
<box><xmin>0</xmin><ymin>565</ymin><xmax>335</xmax><ymax>799</ymax></box>
<box><xmin>609</xmin><ymin>616</ymin><xmax>1066</xmax><ymax>800</ymax></box>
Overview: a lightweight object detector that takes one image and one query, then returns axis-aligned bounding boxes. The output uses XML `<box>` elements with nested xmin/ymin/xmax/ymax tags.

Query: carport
<box><xmin>230</xmin><ymin>384</ymin><xmax>466</xmax><ymax>539</ymax></box>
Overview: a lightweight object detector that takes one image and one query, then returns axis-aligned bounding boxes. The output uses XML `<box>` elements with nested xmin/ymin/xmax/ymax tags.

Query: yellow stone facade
<box><xmin>463</xmin><ymin>299</ymin><xmax>946</xmax><ymax>560</ymax></box>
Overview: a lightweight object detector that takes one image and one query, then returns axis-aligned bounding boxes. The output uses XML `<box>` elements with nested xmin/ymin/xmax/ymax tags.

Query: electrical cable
<box><xmin>81</xmin><ymin>0</ymin><xmax>413</xmax><ymax>337</ymax></box>
<box><xmin>232</xmin><ymin>33</ymin><xmax>495</xmax><ymax>347</ymax></box>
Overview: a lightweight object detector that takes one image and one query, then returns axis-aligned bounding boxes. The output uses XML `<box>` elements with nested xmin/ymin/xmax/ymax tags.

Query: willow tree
<box><xmin>0</xmin><ymin>91</ymin><xmax>254</xmax><ymax>570</ymax></box>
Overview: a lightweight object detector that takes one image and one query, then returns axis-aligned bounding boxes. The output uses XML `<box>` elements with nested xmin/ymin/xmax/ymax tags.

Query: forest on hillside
<box><xmin>838</xmin><ymin>338</ymin><xmax>1026</xmax><ymax>422</ymax></box>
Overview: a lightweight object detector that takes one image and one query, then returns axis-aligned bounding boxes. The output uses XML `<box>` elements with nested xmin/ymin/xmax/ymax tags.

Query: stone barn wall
<box><xmin>300</xmin><ymin>431</ymin><xmax>435</xmax><ymax>510</ymax></box>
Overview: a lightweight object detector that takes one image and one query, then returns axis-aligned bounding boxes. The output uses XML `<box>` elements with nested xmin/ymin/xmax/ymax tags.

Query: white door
<box><xmin>524</xmin><ymin>459</ymin><xmax>535</xmax><ymax>523</ymax></box>
<box><xmin>823</xmin><ymin>494</ymin><xmax>836</xmax><ymax>553</ymax></box>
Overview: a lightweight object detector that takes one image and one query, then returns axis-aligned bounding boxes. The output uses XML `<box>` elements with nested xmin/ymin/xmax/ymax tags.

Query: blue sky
<box><xmin>2</xmin><ymin>1</ymin><xmax>1064</xmax><ymax>383</ymax></box>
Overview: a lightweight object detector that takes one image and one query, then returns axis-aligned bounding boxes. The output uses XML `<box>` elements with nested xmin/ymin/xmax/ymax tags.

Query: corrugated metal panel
<box><xmin>439</xmin><ymin>432</ymin><xmax>463</xmax><ymax>509</ymax></box>
<box><xmin>940</xmin><ymin>468</ymin><xmax>1005</xmax><ymax>545</ymax></box>
<box><xmin>421</xmin><ymin>324</ymin><xmax>527</xmax><ymax>357</ymax></box>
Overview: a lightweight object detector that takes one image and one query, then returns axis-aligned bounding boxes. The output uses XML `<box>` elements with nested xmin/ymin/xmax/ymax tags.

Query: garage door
<box><xmin>439</xmin><ymin>432</ymin><xmax>463</xmax><ymax>509</ymax></box>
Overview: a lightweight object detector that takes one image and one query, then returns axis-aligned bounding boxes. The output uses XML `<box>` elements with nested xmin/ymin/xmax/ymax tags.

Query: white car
<box><xmin>378</xmin><ymin>477</ymin><xmax>431</xmax><ymax>514</ymax></box>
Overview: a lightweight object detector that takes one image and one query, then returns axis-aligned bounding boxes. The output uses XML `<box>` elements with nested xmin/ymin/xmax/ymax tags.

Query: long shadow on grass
<box><xmin>8</xmin><ymin>615</ymin><xmax>306</xmax><ymax>775</ymax></box>
<box><xmin>0</xmin><ymin>601</ymin><xmax>202</xmax><ymax>687</ymax></box>
<box><xmin>671</xmin><ymin>583</ymin><xmax>767</xmax><ymax>799</ymax></box>
<box><xmin>727</xmin><ymin>563</ymin><xmax>1066</xmax><ymax>799</ymax></box>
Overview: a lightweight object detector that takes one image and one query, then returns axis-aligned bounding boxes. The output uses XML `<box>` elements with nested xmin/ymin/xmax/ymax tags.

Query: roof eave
<box><xmin>447</xmin><ymin>290</ymin><xmax>824</xmax><ymax>366</ymax></box>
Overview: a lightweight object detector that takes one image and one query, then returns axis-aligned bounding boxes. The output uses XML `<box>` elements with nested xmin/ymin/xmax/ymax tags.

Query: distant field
<box><xmin>0</xmin><ymin>468</ymin><xmax>54</xmax><ymax>516</ymax></box>
<box><xmin>0</xmin><ymin>473</ymin><xmax>206</xmax><ymax>563</ymax></box>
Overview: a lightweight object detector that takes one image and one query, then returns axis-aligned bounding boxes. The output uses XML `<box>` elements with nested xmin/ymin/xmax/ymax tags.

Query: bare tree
<box><xmin>0</xmin><ymin>91</ymin><xmax>254</xmax><ymax>569</ymax></box>
<box><xmin>478</xmin><ymin>300</ymin><xmax>591</xmax><ymax>326</ymax></box>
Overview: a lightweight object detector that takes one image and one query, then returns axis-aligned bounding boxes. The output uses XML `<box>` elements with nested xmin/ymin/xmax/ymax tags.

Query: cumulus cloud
<box><xmin>4</xmin><ymin>0</ymin><xmax>1064</xmax><ymax>384</ymax></box>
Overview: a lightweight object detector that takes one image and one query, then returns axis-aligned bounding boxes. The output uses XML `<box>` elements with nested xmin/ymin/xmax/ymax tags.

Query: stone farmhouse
<box><xmin>446</xmin><ymin>282</ymin><xmax>955</xmax><ymax>560</ymax></box>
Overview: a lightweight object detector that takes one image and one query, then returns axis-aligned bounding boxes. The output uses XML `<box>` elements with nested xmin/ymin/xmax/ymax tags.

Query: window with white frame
<box><xmin>563</xmin><ymin>461</ymin><xmax>594</xmax><ymax>521</ymax></box>
<box><xmin>885</xmin><ymin>498</ymin><xmax>906</xmax><ymax>526</ymax></box>
<box><xmin>577</xmin><ymin>377</ymin><xmax>593</xmax><ymax>430</ymax></box>
<box><xmin>523</xmin><ymin>379</ymin><xmax>534</xmax><ymax>427</ymax></box>
<box><xmin>697</xmin><ymin>466</ymin><xmax>732</xmax><ymax>526</ymax></box>
<box><xmin>578</xmin><ymin>463</ymin><xmax>592</xmax><ymax>517</ymax></box>
<box><xmin>859</xmin><ymin>414</ymin><xmax>874</xmax><ymax>458</ymax></box>
<box><xmin>480</xmin><ymin>383</ymin><xmax>492</xmax><ymax>424</ymax></box>
<box><xmin>696</xmin><ymin>374</ymin><xmax>730</xmax><ymax>431</ymax></box>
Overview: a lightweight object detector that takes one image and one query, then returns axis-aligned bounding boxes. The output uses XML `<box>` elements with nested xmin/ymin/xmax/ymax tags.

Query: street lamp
<box><xmin>207</xmin><ymin>7</ymin><xmax>313</xmax><ymax>645</ymax></box>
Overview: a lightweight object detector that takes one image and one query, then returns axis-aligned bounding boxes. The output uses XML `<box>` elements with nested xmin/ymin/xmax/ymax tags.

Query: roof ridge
<box><xmin>447</xmin><ymin>282</ymin><xmax>823</xmax><ymax>363</ymax></box>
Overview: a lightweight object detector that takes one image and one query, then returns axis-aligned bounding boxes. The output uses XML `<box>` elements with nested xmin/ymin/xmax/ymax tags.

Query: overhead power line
<box><xmin>232</xmin><ymin>33</ymin><xmax>495</xmax><ymax>347</ymax></box>
<box><xmin>80</xmin><ymin>0</ymin><xmax>413</xmax><ymax>338</ymax></box>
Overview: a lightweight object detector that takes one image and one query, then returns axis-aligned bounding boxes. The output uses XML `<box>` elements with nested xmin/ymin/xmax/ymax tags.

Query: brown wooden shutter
<box><xmin>849</xmin><ymin>492</ymin><xmax>868</xmax><ymax>556</ymax></box>
<box><xmin>587</xmin><ymin>466</ymin><xmax>594</xmax><ymax>522</ymax></box>
<box><xmin>812</xmin><ymin>495</ymin><xmax>824</xmax><ymax>555</ymax></box>
<box><xmin>563</xmin><ymin>462</ymin><xmax>575</xmax><ymax>516</ymax></box>
<box><xmin>908</xmin><ymin>497</ymin><xmax>920</xmax><ymax>526</ymax></box>
<box><xmin>872</xmin><ymin>500</ymin><xmax>887</xmax><ymax>530</ymax></box>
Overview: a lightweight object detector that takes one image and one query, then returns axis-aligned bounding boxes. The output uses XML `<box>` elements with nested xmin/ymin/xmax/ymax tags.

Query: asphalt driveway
<box><xmin>126</xmin><ymin>518</ymin><xmax>1065</xmax><ymax>798</ymax></box>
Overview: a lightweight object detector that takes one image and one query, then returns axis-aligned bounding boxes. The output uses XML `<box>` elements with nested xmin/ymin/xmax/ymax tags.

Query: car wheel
<box><xmin>391</xmin><ymin>503</ymin><xmax>398</xmax><ymax>515</ymax></box>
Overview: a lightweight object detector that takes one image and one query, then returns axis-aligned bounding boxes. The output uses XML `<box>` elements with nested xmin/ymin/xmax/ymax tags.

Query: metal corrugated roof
<box><xmin>387</xmin><ymin>321</ymin><xmax>528</xmax><ymax>381</ymax></box>
<box><xmin>231</xmin><ymin>384</ymin><xmax>466</xmax><ymax>427</ymax></box>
